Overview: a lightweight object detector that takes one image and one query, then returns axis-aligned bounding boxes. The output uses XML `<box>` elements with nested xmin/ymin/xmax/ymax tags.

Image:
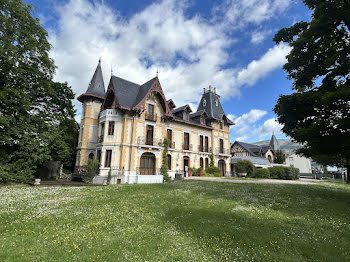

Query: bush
<box><xmin>252</xmin><ymin>168</ymin><xmax>270</xmax><ymax>178</ymax></box>
<box><xmin>268</xmin><ymin>166</ymin><xmax>300</xmax><ymax>180</ymax></box>
<box><xmin>235</xmin><ymin>160</ymin><xmax>255</xmax><ymax>177</ymax></box>
<box><xmin>83</xmin><ymin>159</ymin><xmax>99</xmax><ymax>183</ymax></box>
<box><xmin>205</xmin><ymin>166</ymin><xmax>221</xmax><ymax>177</ymax></box>
<box><xmin>189</xmin><ymin>167</ymin><xmax>199</xmax><ymax>176</ymax></box>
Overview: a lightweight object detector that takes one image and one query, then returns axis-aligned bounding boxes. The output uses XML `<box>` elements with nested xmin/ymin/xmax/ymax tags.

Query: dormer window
<box><xmin>203</xmin><ymin>99</ymin><xmax>206</xmax><ymax>107</ymax></box>
<box><xmin>200</xmin><ymin>116</ymin><xmax>205</xmax><ymax>125</ymax></box>
<box><xmin>215</xmin><ymin>100</ymin><xmax>218</xmax><ymax>106</ymax></box>
<box><xmin>183</xmin><ymin>112</ymin><xmax>189</xmax><ymax>121</ymax></box>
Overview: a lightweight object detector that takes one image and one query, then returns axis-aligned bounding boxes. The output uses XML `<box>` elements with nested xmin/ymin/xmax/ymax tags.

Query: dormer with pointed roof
<box><xmin>77</xmin><ymin>59</ymin><xmax>105</xmax><ymax>102</ymax></box>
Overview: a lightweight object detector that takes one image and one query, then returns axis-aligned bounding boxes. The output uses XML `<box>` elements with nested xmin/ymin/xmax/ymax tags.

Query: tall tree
<box><xmin>274</xmin><ymin>150</ymin><xmax>285</xmax><ymax>165</ymax></box>
<box><xmin>273</xmin><ymin>0</ymin><xmax>350</xmax><ymax>182</ymax></box>
<box><xmin>0</xmin><ymin>0</ymin><xmax>77</xmax><ymax>182</ymax></box>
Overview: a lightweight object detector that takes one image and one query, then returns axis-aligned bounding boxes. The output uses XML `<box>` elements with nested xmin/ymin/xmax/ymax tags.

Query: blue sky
<box><xmin>25</xmin><ymin>0</ymin><xmax>311</xmax><ymax>143</ymax></box>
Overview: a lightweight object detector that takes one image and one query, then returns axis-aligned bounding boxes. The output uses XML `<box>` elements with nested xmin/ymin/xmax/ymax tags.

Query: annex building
<box><xmin>75</xmin><ymin>60</ymin><xmax>234</xmax><ymax>184</ymax></box>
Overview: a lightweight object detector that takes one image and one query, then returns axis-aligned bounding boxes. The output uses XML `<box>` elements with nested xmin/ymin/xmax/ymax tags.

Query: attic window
<box><xmin>203</xmin><ymin>99</ymin><xmax>206</xmax><ymax>107</ymax></box>
<box><xmin>215</xmin><ymin>100</ymin><xmax>218</xmax><ymax>106</ymax></box>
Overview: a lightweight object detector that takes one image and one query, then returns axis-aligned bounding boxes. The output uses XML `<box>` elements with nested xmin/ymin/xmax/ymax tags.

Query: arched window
<box><xmin>215</xmin><ymin>100</ymin><xmax>218</xmax><ymax>106</ymax></box>
<box><xmin>218</xmin><ymin>159</ymin><xmax>226</xmax><ymax>176</ymax></box>
<box><xmin>200</xmin><ymin>157</ymin><xmax>204</xmax><ymax>169</ymax></box>
<box><xmin>205</xmin><ymin>158</ymin><xmax>209</xmax><ymax>169</ymax></box>
<box><xmin>88</xmin><ymin>153</ymin><xmax>94</xmax><ymax>159</ymax></box>
<box><xmin>167</xmin><ymin>155</ymin><xmax>171</xmax><ymax>170</ymax></box>
<box><xmin>203</xmin><ymin>99</ymin><xmax>206</xmax><ymax>107</ymax></box>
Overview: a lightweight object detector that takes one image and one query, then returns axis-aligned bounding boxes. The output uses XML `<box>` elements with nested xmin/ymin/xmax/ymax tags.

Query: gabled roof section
<box><xmin>269</xmin><ymin>134</ymin><xmax>280</xmax><ymax>151</ymax></box>
<box><xmin>172</xmin><ymin>104</ymin><xmax>192</xmax><ymax>114</ymax></box>
<box><xmin>167</xmin><ymin>99</ymin><xmax>176</xmax><ymax>109</ymax></box>
<box><xmin>111</xmin><ymin>76</ymin><xmax>140</xmax><ymax>109</ymax></box>
<box><xmin>233</xmin><ymin>141</ymin><xmax>262</xmax><ymax>157</ymax></box>
<box><xmin>190</xmin><ymin>110</ymin><xmax>207</xmax><ymax>119</ymax></box>
<box><xmin>78</xmin><ymin>60</ymin><xmax>105</xmax><ymax>102</ymax></box>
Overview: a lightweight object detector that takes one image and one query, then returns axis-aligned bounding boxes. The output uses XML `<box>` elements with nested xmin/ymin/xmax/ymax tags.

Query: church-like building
<box><xmin>75</xmin><ymin>60</ymin><xmax>234</xmax><ymax>184</ymax></box>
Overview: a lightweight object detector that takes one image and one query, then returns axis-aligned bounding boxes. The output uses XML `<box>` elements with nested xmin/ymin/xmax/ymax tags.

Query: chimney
<box><xmin>203</xmin><ymin>87</ymin><xmax>205</xmax><ymax>94</ymax></box>
<box><xmin>214</xmin><ymin>87</ymin><xmax>216</xmax><ymax>94</ymax></box>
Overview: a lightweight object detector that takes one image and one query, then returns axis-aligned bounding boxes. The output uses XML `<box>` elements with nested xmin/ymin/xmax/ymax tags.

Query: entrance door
<box><xmin>140</xmin><ymin>153</ymin><xmax>155</xmax><ymax>175</ymax></box>
<box><xmin>218</xmin><ymin>160</ymin><xmax>226</xmax><ymax>176</ymax></box>
<box><xmin>183</xmin><ymin>156</ymin><xmax>189</xmax><ymax>175</ymax></box>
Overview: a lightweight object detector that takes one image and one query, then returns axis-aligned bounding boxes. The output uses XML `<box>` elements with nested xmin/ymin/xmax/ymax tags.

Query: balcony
<box><xmin>100</xmin><ymin>109</ymin><xmax>117</xmax><ymax>118</ymax></box>
<box><xmin>183</xmin><ymin>143</ymin><xmax>193</xmax><ymax>151</ymax></box>
<box><xmin>216</xmin><ymin>148</ymin><xmax>230</xmax><ymax>155</ymax></box>
<box><xmin>137</xmin><ymin>137</ymin><xmax>162</xmax><ymax>147</ymax></box>
<box><xmin>145</xmin><ymin>113</ymin><xmax>157</xmax><ymax>121</ymax></box>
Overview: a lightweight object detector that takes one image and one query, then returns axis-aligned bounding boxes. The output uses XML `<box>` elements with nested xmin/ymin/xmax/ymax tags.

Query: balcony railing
<box><xmin>145</xmin><ymin>113</ymin><xmax>157</xmax><ymax>121</ymax></box>
<box><xmin>183</xmin><ymin>143</ymin><xmax>193</xmax><ymax>151</ymax></box>
<box><xmin>216</xmin><ymin>148</ymin><xmax>230</xmax><ymax>155</ymax></box>
<box><xmin>98</xmin><ymin>135</ymin><xmax>104</xmax><ymax>143</ymax></box>
<box><xmin>137</xmin><ymin>137</ymin><xmax>163</xmax><ymax>147</ymax></box>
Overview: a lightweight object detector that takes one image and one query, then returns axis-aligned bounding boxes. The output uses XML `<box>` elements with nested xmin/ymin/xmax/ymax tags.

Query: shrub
<box><xmin>161</xmin><ymin>138</ymin><xmax>170</xmax><ymax>182</ymax></box>
<box><xmin>235</xmin><ymin>160</ymin><xmax>255</xmax><ymax>176</ymax></box>
<box><xmin>268</xmin><ymin>166</ymin><xmax>300</xmax><ymax>180</ymax></box>
<box><xmin>252</xmin><ymin>168</ymin><xmax>270</xmax><ymax>178</ymax></box>
<box><xmin>84</xmin><ymin>159</ymin><xmax>99</xmax><ymax>183</ymax></box>
<box><xmin>189</xmin><ymin>167</ymin><xmax>200</xmax><ymax>176</ymax></box>
<box><xmin>205</xmin><ymin>166</ymin><xmax>221</xmax><ymax>177</ymax></box>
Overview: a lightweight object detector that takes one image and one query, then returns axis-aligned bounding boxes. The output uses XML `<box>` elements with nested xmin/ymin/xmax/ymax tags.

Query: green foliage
<box><xmin>209</xmin><ymin>153</ymin><xmax>215</xmax><ymax>167</ymax></box>
<box><xmin>234</xmin><ymin>160</ymin><xmax>255</xmax><ymax>176</ymax></box>
<box><xmin>205</xmin><ymin>166</ymin><xmax>221</xmax><ymax>177</ymax></box>
<box><xmin>0</xmin><ymin>0</ymin><xmax>77</xmax><ymax>182</ymax></box>
<box><xmin>161</xmin><ymin>138</ymin><xmax>170</xmax><ymax>182</ymax></box>
<box><xmin>83</xmin><ymin>159</ymin><xmax>99</xmax><ymax>183</ymax></box>
<box><xmin>273</xmin><ymin>0</ymin><xmax>350</xmax><ymax>182</ymax></box>
<box><xmin>274</xmin><ymin>150</ymin><xmax>285</xmax><ymax>164</ymax></box>
<box><xmin>268</xmin><ymin>166</ymin><xmax>300</xmax><ymax>180</ymax></box>
<box><xmin>252</xmin><ymin>168</ymin><xmax>270</xmax><ymax>179</ymax></box>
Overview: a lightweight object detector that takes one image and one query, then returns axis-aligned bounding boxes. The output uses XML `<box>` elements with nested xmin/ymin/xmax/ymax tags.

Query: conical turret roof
<box><xmin>269</xmin><ymin>134</ymin><xmax>280</xmax><ymax>151</ymax></box>
<box><xmin>77</xmin><ymin>60</ymin><xmax>105</xmax><ymax>102</ymax></box>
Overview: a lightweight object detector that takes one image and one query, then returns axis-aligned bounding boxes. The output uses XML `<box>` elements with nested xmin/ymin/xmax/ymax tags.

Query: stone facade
<box><xmin>76</xmin><ymin>62</ymin><xmax>233</xmax><ymax>184</ymax></box>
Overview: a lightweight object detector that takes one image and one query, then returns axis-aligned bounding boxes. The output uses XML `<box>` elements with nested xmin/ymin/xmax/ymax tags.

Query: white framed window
<box><xmin>203</xmin><ymin>99</ymin><xmax>206</xmax><ymax>107</ymax></box>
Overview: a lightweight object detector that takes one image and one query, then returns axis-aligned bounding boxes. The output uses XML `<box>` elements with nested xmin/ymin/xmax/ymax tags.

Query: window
<box><xmin>220</xmin><ymin>121</ymin><xmax>223</xmax><ymax>130</ymax></box>
<box><xmin>205</xmin><ymin>136</ymin><xmax>209</xmax><ymax>152</ymax></box>
<box><xmin>205</xmin><ymin>158</ymin><xmax>209</xmax><ymax>169</ymax></box>
<box><xmin>200</xmin><ymin>157</ymin><xmax>204</xmax><ymax>169</ymax></box>
<box><xmin>108</xmin><ymin>121</ymin><xmax>115</xmax><ymax>135</ymax></box>
<box><xmin>97</xmin><ymin>150</ymin><xmax>101</xmax><ymax>163</ymax></box>
<box><xmin>215</xmin><ymin>100</ymin><xmax>218</xmax><ymax>106</ymax></box>
<box><xmin>203</xmin><ymin>99</ymin><xmax>206</xmax><ymax>107</ymax></box>
<box><xmin>88</xmin><ymin>153</ymin><xmax>94</xmax><ymax>159</ymax></box>
<box><xmin>105</xmin><ymin>150</ymin><xmax>112</xmax><ymax>167</ymax></box>
<box><xmin>101</xmin><ymin>123</ymin><xmax>105</xmax><ymax>136</ymax></box>
<box><xmin>146</xmin><ymin>125</ymin><xmax>154</xmax><ymax>145</ymax></box>
<box><xmin>167</xmin><ymin>155</ymin><xmax>171</xmax><ymax>170</ymax></box>
<box><xmin>220</xmin><ymin>139</ymin><xmax>224</xmax><ymax>154</ymax></box>
<box><xmin>183</xmin><ymin>112</ymin><xmax>189</xmax><ymax>121</ymax></box>
<box><xmin>184</xmin><ymin>132</ymin><xmax>190</xmax><ymax>150</ymax></box>
<box><xmin>148</xmin><ymin>104</ymin><xmax>154</xmax><ymax>115</ymax></box>
<box><xmin>199</xmin><ymin>135</ymin><xmax>204</xmax><ymax>152</ymax></box>
<box><xmin>289</xmin><ymin>156</ymin><xmax>294</xmax><ymax>161</ymax></box>
<box><xmin>167</xmin><ymin>129</ymin><xmax>172</xmax><ymax>146</ymax></box>
<box><xmin>200</xmin><ymin>116</ymin><xmax>205</xmax><ymax>125</ymax></box>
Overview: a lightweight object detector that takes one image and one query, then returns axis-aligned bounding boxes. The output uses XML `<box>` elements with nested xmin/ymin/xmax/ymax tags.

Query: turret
<box><xmin>76</xmin><ymin>59</ymin><xmax>105</xmax><ymax>167</ymax></box>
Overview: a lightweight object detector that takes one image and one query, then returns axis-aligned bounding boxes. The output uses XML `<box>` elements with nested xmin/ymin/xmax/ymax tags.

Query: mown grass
<box><xmin>0</xmin><ymin>181</ymin><xmax>349</xmax><ymax>261</ymax></box>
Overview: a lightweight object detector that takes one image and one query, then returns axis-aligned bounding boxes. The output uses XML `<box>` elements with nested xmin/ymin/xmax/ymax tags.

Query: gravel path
<box><xmin>186</xmin><ymin>176</ymin><xmax>319</xmax><ymax>185</ymax></box>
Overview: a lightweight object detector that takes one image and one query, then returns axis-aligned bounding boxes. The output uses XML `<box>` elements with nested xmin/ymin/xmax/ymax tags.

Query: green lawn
<box><xmin>0</xmin><ymin>181</ymin><xmax>349</xmax><ymax>261</ymax></box>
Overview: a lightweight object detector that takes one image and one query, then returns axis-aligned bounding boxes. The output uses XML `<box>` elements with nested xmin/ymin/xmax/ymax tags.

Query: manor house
<box><xmin>76</xmin><ymin>60</ymin><xmax>233</xmax><ymax>184</ymax></box>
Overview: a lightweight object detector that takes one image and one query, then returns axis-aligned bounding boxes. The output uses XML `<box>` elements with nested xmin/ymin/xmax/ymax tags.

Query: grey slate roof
<box><xmin>190</xmin><ymin>110</ymin><xmax>206</xmax><ymax>118</ymax></box>
<box><xmin>78</xmin><ymin>60</ymin><xmax>105</xmax><ymax>102</ymax></box>
<box><xmin>231</xmin><ymin>156</ymin><xmax>271</xmax><ymax>166</ymax></box>
<box><xmin>196</xmin><ymin>90</ymin><xmax>234</xmax><ymax>125</ymax></box>
<box><xmin>109</xmin><ymin>76</ymin><xmax>157</xmax><ymax>109</ymax></box>
<box><xmin>269</xmin><ymin>134</ymin><xmax>280</xmax><ymax>151</ymax></box>
<box><xmin>236</xmin><ymin>141</ymin><xmax>262</xmax><ymax>157</ymax></box>
<box><xmin>172</xmin><ymin>104</ymin><xmax>192</xmax><ymax>114</ymax></box>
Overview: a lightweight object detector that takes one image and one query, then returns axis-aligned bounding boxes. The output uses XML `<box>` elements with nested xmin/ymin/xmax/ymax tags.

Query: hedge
<box><xmin>268</xmin><ymin>166</ymin><xmax>300</xmax><ymax>180</ymax></box>
<box><xmin>252</xmin><ymin>168</ymin><xmax>270</xmax><ymax>178</ymax></box>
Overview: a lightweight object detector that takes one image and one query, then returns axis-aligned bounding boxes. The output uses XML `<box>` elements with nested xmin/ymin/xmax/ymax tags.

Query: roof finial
<box><xmin>111</xmin><ymin>64</ymin><xmax>113</xmax><ymax>76</ymax></box>
<box><xmin>99</xmin><ymin>56</ymin><xmax>101</xmax><ymax>64</ymax></box>
<box><xmin>156</xmin><ymin>67</ymin><xmax>158</xmax><ymax>77</ymax></box>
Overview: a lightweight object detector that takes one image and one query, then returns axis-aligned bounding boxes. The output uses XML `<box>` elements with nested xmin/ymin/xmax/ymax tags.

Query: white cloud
<box><xmin>230</xmin><ymin>109</ymin><xmax>267</xmax><ymax>135</ymax></box>
<box><xmin>236</xmin><ymin>44</ymin><xmax>291</xmax><ymax>87</ymax></box>
<box><xmin>250</xmin><ymin>30</ymin><xmax>271</xmax><ymax>44</ymax></box>
<box><xmin>252</xmin><ymin>118</ymin><xmax>284</xmax><ymax>137</ymax></box>
<box><xmin>47</xmin><ymin>0</ymin><xmax>292</xmax><ymax>116</ymax></box>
